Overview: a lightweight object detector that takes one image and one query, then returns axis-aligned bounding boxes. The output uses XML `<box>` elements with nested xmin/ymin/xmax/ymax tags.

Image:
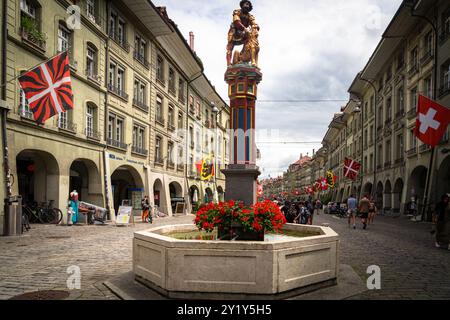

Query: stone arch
<box><xmin>189</xmin><ymin>185</ymin><xmax>200</xmax><ymax>205</ymax></box>
<box><xmin>384</xmin><ymin>180</ymin><xmax>392</xmax><ymax>212</ymax></box>
<box><xmin>376</xmin><ymin>181</ymin><xmax>384</xmax><ymax>211</ymax></box>
<box><xmin>169</xmin><ymin>181</ymin><xmax>184</xmax><ymax>214</ymax></box>
<box><xmin>393</xmin><ymin>178</ymin><xmax>404</xmax><ymax>213</ymax></box>
<box><xmin>69</xmin><ymin>159</ymin><xmax>102</xmax><ymax>206</ymax></box>
<box><xmin>408</xmin><ymin>165</ymin><xmax>427</xmax><ymax>206</ymax></box>
<box><xmin>363</xmin><ymin>182</ymin><xmax>373</xmax><ymax>198</ymax></box>
<box><xmin>111</xmin><ymin>165</ymin><xmax>144</xmax><ymax>214</ymax></box>
<box><xmin>436</xmin><ymin>156</ymin><xmax>450</xmax><ymax>203</ymax></box>
<box><xmin>16</xmin><ymin>149</ymin><xmax>60</xmax><ymax>207</ymax></box>
<box><xmin>153</xmin><ymin>178</ymin><xmax>165</xmax><ymax>210</ymax></box>
<box><xmin>205</xmin><ymin>187</ymin><xmax>214</xmax><ymax>203</ymax></box>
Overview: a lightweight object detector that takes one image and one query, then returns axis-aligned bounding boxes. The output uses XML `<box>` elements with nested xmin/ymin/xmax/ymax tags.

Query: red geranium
<box><xmin>194</xmin><ymin>200</ymin><xmax>286</xmax><ymax>234</ymax></box>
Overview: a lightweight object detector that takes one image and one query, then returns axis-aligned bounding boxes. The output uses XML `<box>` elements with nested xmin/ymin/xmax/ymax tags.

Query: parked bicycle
<box><xmin>22</xmin><ymin>200</ymin><xmax>63</xmax><ymax>225</ymax></box>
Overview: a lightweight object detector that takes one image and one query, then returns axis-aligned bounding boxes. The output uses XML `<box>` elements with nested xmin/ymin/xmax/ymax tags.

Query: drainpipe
<box><xmin>2</xmin><ymin>0</ymin><xmax>12</xmax><ymax>199</ymax></box>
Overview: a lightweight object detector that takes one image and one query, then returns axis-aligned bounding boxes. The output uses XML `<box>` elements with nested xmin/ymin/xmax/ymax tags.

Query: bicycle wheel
<box><xmin>51</xmin><ymin>208</ymin><xmax>63</xmax><ymax>225</ymax></box>
<box><xmin>22</xmin><ymin>213</ymin><xmax>31</xmax><ymax>232</ymax></box>
<box><xmin>38</xmin><ymin>208</ymin><xmax>51</xmax><ymax>224</ymax></box>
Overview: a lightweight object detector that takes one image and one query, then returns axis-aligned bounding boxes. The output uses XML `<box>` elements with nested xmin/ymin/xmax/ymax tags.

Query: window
<box><xmin>157</xmin><ymin>55</ymin><xmax>164</xmax><ymax>83</ymax></box>
<box><xmin>57</xmin><ymin>23</ymin><xmax>71</xmax><ymax>53</ymax></box>
<box><xmin>155</xmin><ymin>137</ymin><xmax>162</xmax><ymax>163</ymax></box>
<box><xmin>424</xmin><ymin>31</ymin><xmax>433</xmax><ymax>56</ymax></box>
<box><xmin>178</xmin><ymin>79</ymin><xmax>185</xmax><ymax>103</ymax></box>
<box><xmin>108</xmin><ymin>61</ymin><xmax>127</xmax><ymax>99</ymax></box>
<box><xmin>167</xmin><ymin>142</ymin><xmax>174</xmax><ymax>165</ymax></box>
<box><xmin>178</xmin><ymin>112</ymin><xmax>183</xmax><ymax>130</ymax></box>
<box><xmin>58</xmin><ymin>111</ymin><xmax>67</xmax><ymax>129</ymax></box>
<box><xmin>396</xmin><ymin>134</ymin><xmax>404</xmax><ymax>160</ymax></box>
<box><xmin>156</xmin><ymin>96</ymin><xmax>164</xmax><ymax>123</ymax></box>
<box><xmin>410</xmin><ymin>129</ymin><xmax>417</xmax><ymax>149</ymax></box>
<box><xmin>225</xmin><ymin>139</ymin><xmax>229</xmax><ymax>159</ymax></box>
<box><xmin>118</xmin><ymin>19</ymin><xmax>125</xmax><ymax>46</ymax></box>
<box><xmin>178</xmin><ymin>147</ymin><xmax>184</xmax><ymax>165</ymax></box>
<box><xmin>133</xmin><ymin>78</ymin><xmax>147</xmax><ymax>108</ymax></box>
<box><xmin>86</xmin><ymin>0</ymin><xmax>97</xmax><ymax>23</ymax></box>
<box><xmin>444</xmin><ymin>63</ymin><xmax>450</xmax><ymax>91</ymax></box>
<box><xmin>397</xmin><ymin>51</ymin><xmax>405</xmax><ymax>71</ymax></box>
<box><xmin>369</xmin><ymin>154</ymin><xmax>374</xmax><ymax>172</ymax></box>
<box><xmin>218</xmin><ymin>137</ymin><xmax>222</xmax><ymax>159</ymax></box>
<box><xmin>410</xmin><ymin>87</ymin><xmax>418</xmax><ymax>111</ymax></box>
<box><xmin>397</xmin><ymin>87</ymin><xmax>404</xmax><ymax>114</ymax></box>
<box><xmin>370</xmin><ymin>95</ymin><xmax>375</xmax><ymax>115</ymax></box>
<box><xmin>196</xmin><ymin>101</ymin><xmax>201</xmax><ymax>119</ymax></box>
<box><xmin>377</xmin><ymin>144</ymin><xmax>383</xmax><ymax>167</ymax></box>
<box><xmin>196</xmin><ymin>130</ymin><xmax>201</xmax><ymax>151</ymax></box>
<box><xmin>109</xmin><ymin>11</ymin><xmax>116</xmax><ymax>37</ymax></box>
<box><xmin>134</xmin><ymin>34</ymin><xmax>148</xmax><ymax>67</ymax></box>
<box><xmin>109</xmin><ymin>10</ymin><xmax>128</xmax><ymax>50</ymax></box>
<box><xmin>168</xmin><ymin>68</ymin><xmax>176</xmax><ymax>94</ymax></box>
<box><xmin>189</xmin><ymin>126</ymin><xmax>194</xmax><ymax>145</ymax></box>
<box><xmin>168</xmin><ymin>105</ymin><xmax>174</xmax><ymax>128</ymax></box>
<box><xmin>86</xmin><ymin>104</ymin><xmax>96</xmax><ymax>137</ymax></box>
<box><xmin>107</xmin><ymin>113</ymin><xmax>124</xmax><ymax>145</ymax></box>
<box><xmin>410</xmin><ymin>46</ymin><xmax>418</xmax><ymax>70</ymax></box>
<box><xmin>132</xmin><ymin>125</ymin><xmax>145</xmax><ymax>149</ymax></box>
<box><xmin>424</xmin><ymin>76</ymin><xmax>433</xmax><ymax>98</ymax></box>
<box><xmin>86</xmin><ymin>44</ymin><xmax>97</xmax><ymax>79</ymax></box>
<box><xmin>21</xmin><ymin>0</ymin><xmax>37</xmax><ymax>17</ymax></box>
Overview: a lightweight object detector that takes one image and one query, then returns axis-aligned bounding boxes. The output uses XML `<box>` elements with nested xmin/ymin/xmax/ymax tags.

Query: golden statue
<box><xmin>227</xmin><ymin>1</ymin><xmax>260</xmax><ymax>68</ymax></box>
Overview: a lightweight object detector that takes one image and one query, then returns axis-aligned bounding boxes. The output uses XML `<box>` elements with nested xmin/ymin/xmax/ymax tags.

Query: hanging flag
<box><xmin>414</xmin><ymin>95</ymin><xmax>450</xmax><ymax>147</ymax></box>
<box><xmin>18</xmin><ymin>51</ymin><xmax>74</xmax><ymax>124</ymax></box>
<box><xmin>326</xmin><ymin>171</ymin><xmax>337</xmax><ymax>188</ymax></box>
<box><xmin>320</xmin><ymin>177</ymin><xmax>329</xmax><ymax>191</ymax></box>
<box><xmin>344</xmin><ymin>158</ymin><xmax>362</xmax><ymax>181</ymax></box>
<box><xmin>196</xmin><ymin>155</ymin><xmax>215</xmax><ymax>181</ymax></box>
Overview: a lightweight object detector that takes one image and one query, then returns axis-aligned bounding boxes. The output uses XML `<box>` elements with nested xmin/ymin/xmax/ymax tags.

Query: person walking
<box><xmin>347</xmin><ymin>194</ymin><xmax>358</xmax><ymax>229</ymax></box>
<box><xmin>368</xmin><ymin>198</ymin><xmax>377</xmax><ymax>225</ymax></box>
<box><xmin>141</xmin><ymin>195</ymin><xmax>151</xmax><ymax>223</ymax></box>
<box><xmin>315</xmin><ymin>199</ymin><xmax>322</xmax><ymax>216</ymax></box>
<box><xmin>358</xmin><ymin>194</ymin><xmax>371</xmax><ymax>230</ymax></box>
<box><xmin>434</xmin><ymin>194</ymin><xmax>450</xmax><ymax>250</ymax></box>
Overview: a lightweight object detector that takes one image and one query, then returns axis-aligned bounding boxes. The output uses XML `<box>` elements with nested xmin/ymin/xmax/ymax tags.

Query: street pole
<box><xmin>409</xmin><ymin>8</ymin><xmax>439</xmax><ymax>222</ymax></box>
<box><xmin>358</xmin><ymin>76</ymin><xmax>378</xmax><ymax>201</ymax></box>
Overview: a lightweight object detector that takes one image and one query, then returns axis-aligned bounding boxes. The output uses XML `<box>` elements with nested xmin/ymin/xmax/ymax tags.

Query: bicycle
<box><xmin>22</xmin><ymin>211</ymin><xmax>31</xmax><ymax>233</ymax></box>
<box><xmin>23</xmin><ymin>201</ymin><xmax>43</xmax><ymax>224</ymax></box>
<box><xmin>37</xmin><ymin>200</ymin><xmax>63</xmax><ymax>224</ymax></box>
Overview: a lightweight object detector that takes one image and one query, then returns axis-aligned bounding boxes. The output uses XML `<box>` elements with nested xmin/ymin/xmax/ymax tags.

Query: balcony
<box><xmin>407</xmin><ymin>108</ymin><xmax>417</xmax><ymax>120</ymax></box>
<box><xmin>177</xmin><ymin>164</ymin><xmax>184</xmax><ymax>172</ymax></box>
<box><xmin>19</xmin><ymin>104</ymin><xmax>34</xmax><ymax>120</ymax></box>
<box><xmin>384</xmin><ymin>161</ymin><xmax>391</xmax><ymax>169</ymax></box>
<box><xmin>107</xmin><ymin>138</ymin><xmax>127</xmax><ymax>150</ymax></box>
<box><xmin>408</xmin><ymin>65</ymin><xmax>419</xmax><ymax>78</ymax></box>
<box><xmin>394</xmin><ymin>157</ymin><xmax>404</xmax><ymax>165</ymax></box>
<box><xmin>406</xmin><ymin>147</ymin><xmax>417</xmax><ymax>157</ymax></box>
<box><xmin>156</xmin><ymin>116</ymin><xmax>165</xmax><ymax>127</ymax></box>
<box><xmin>133</xmin><ymin>51</ymin><xmax>150</xmax><ymax>69</ymax></box>
<box><xmin>85</xmin><ymin>128</ymin><xmax>101</xmax><ymax>140</ymax></box>
<box><xmin>132</xmin><ymin>146</ymin><xmax>148</xmax><ymax>156</ymax></box>
<box><xmin>419</xmin><ymin>144</ymin><xmax>431</xmax><ymax>153</ymax></box>
<box><xmin>154</xmin><ymin>157</ymin><xmax>164</xmax><ymax>166</ymax></box>
<box><xmin>167</xmin><ymin>122</ymin><xmax>176</xmax><ymax>131</ymax></box>
<box><xmin>439</xmin><ymin>81</ymin><xmax>450</xmax><ymax>98</ymax></box>
<box><xmin>58</xmin><ymin>121</ymin><xmax>77</xmax><ymax>133</ymax></box>
<box><xmin>132</xmin><ymin>99</ymin><xmax>149</xmax><ymax>113</ymax></box>
<box><xmin>108</xmin><ymin>84</ymin><xmax>129</xmax><ymax>101</ymax></box>
<box><xmin>395</xmin><ymin>110</ymin><xmax>404</xmax><ymax>119</ymax></box>
<box><xmin>85</xmin><ymin>69</ymin><xmax>102</xmax><ymax>84</ymax></box>
<box><xmin>167</xmin><ymin>160</ymin><xmax>176</xmax><ymax>169</ymax></box>
<box><xmin>420</xmin><ymin>51</ymin><xmax>433</xmax><ymax>66</ymax></box>
<box><xmin>20</xmin><ymin>27</ymin><xmax>46</xmax><ymax>53</ymax></box>
<box><xmin>108</xmin><ymin>31</ymin><xmax>130</xmax><ymax>52</ymax></box>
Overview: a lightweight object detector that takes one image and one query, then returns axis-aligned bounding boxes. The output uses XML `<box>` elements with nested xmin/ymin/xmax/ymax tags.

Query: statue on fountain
<box><xmin>226</xmin><ymin>0</ymin><xmax>260</xmax><ymax>68</ymax></box>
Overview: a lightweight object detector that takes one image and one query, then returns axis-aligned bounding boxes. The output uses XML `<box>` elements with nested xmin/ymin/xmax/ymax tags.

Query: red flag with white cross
<box><xmin>344</xmin><ymin>158</ymin><xmax>361</xmax><ymax>181</ymax></box>
<box><xmin>414</xmin><ymin>95</ymin><xmax>450</xmax><ymax>147</ymax></box>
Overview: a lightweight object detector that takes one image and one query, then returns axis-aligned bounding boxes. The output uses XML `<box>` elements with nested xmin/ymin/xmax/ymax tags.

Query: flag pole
<box><xmin>0</xmin><ymin>51</ymin><xmax>68</xmax><ymax>88</ymax></box>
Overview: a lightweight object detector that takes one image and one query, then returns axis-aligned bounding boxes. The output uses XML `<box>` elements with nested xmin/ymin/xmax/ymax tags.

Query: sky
<box><xmin>153</xmin><ymin>0</ymin><xmax>403</xmax><ymax>179</ymax></box>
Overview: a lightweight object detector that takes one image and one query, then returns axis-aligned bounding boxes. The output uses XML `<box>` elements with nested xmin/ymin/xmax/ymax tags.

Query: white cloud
<box><xmin>153</xmin><ymin>0</ymin><xmax>402</xmax><ymax>178</ymax></box>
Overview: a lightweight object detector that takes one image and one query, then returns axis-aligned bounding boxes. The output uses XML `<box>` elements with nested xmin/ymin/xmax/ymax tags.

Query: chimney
<box><xmin>189</xmin><ymin>32</ymin><xmax>195</xmax><ymax>52</ymax></box>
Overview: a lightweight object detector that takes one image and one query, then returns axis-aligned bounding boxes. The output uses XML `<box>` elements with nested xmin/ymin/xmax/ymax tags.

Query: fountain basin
<box><xmin>133</xmin><ymin>223</ymin><xmax>340</xmax><ymax>299</ymax></box>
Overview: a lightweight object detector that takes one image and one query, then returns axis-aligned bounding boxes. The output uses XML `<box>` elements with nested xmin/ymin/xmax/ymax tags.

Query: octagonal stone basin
<box><xmin>133</xmin><ymin>223</ymin><xmax>340</xmax><ymax>299</ymax></box>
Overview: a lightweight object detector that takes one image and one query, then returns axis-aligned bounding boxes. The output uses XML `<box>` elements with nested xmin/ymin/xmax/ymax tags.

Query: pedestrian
<box><xmin>141</xmin><ymin>195</ymin><xmax>151</xmax><ymax>223</ymax></box>
<box><xmin>434</xmin><ymin>194</ymin><xmax>450</xmax><ymax>250</ymax></box>
<box><xmin>315</xmin><ymin>199</ymin><xmax>322</xmax><ymax>215</ymax></box>
<box><xmin>368</xmin><ymin>198</ymin><xmax>377</xmax><ymax>225</ymax></box>
<box><xmin>358</xmin><ymin>194</ymin><xmax>371</xmax><ymax>230</ymax></box>
<box><xmin>408</xmin><ymin>196</ymin><xmax>418</xmax><ymax>217</ymax></box>
<box><xmin>69</xmin><ymin>190</ymin><xmax>79</xmax><ymax>225</ymax></box>
<box><xmin>347</xmin><ymin>194</ymin><xmax>358</xmax><ymax>229</ymax></box>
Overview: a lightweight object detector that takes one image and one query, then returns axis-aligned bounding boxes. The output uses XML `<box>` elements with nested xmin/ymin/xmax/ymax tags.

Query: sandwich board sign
<box><xmin>116</xmin><ymin>206</ymin><xmax>133</xmax><ymax>226</ymax></box>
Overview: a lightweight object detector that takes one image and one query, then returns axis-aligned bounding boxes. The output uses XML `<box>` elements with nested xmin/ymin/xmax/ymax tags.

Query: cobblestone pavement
<box><xmin>314</xmin><ymin>212</ymin><xmax>450</xmax><ymax>300</ymax></box>
<box><xmin>0</xmin><ymin>215</ymin><xmax>195</xmax><ymax>300</ymax></box>
<box><xmin>1</xmin><ymin>212</ymin><xmax>449</xmax><ymax>300</ymax></box>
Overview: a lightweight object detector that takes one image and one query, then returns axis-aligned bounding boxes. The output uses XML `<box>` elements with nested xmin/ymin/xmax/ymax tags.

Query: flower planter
<box><xmin>218</xmin><ymin>222</ymin><xmax>264</xmax><ymax>241</ymax></box>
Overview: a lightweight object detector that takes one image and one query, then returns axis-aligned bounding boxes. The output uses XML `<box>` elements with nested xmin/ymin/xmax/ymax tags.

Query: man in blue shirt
<box><xmin>347</xmin><ymin>194</ymin><xmax>358</xmax><ymax>229</ymax></box>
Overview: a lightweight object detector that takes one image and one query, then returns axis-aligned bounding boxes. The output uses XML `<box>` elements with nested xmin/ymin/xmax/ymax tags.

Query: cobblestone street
<box><xmin>0</xmin><ymin>215</ymin><xmax>194</xmax><ymax>300</ymax></box>
<box><xmin>1</xmin><ymin>213</ymin><xmax>449</xmax><ymax>300</ymax></box>
<box><xmin>314</xmin><ymin>213</ymin><xmax>450</xmax><ymax>300</ymax></box>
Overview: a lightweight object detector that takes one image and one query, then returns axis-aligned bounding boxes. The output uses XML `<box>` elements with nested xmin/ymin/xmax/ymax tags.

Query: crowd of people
<box><xmin>277</xmin><ymin>198</ymin><xmax>323</xmax><ymax>226</ymax></box>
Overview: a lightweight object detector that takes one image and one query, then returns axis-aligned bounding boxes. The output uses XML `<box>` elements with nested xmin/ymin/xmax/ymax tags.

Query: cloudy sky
<box><xmin>153</xmin><ymin>0</ymin><xmax>403</xmax><ymax>178</ymax></box>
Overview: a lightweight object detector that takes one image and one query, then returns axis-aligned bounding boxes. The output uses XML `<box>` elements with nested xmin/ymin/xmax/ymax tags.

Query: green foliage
<box><xmin>21</xmin><ymin>15</ymin><xmax>46</xmax><ymax>44</ymax></box>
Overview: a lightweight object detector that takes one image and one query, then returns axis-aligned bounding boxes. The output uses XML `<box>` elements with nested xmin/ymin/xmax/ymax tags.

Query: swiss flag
<box><xmin>320</xmin><ymin>178</ymin><xmax>329</xmax><ymax>191</ymax></box>
<box><xmin>344</xmin><ymin>158</ymin><xmax>361</xmax><ymax>181</ymax></box>
<box><xmin>414</xmin><ymin>95</ymin><xmax>450</xmax><ymax>147</ymax></box>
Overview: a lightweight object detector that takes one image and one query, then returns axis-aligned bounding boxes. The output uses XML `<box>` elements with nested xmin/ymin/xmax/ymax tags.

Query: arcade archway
<box><xmin>384</xmin><ymin>180</ymin><xmax>392</xmax><ymax>212</ymax></box>
<box><xmin>393</xmin><ymin>178</ymin><xmax>404</xmax><ymax>214</ymax></box>
<box><xmin>111</xmin><ymin>165</ymin><xmax>144</xmax><ymax>214</ymax></box>
<box><xmin>376</xmin><ymin>182</ymin><xmax>383</xmax><ymax>211</ymax></box>
<box><xmin>436</xmin><ymin>156</ymin><xmax>450</xmax><ymax>204</ymax></box>
<box><xmin>408</xmin><ymin>166</ymin><xmax>427</xmax><ymax>205</ymax></box>
<box><xmin>69</xmin><ymin>159</ymin><xmax>102</xmax><ymax>206</ymax></box>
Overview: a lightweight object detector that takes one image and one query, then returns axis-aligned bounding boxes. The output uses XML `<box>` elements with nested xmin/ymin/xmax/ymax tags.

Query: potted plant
<box><xmin>194</xmin><ymin>200</ymin><xmax>286</xmax><ymax>241</ymax></box>
<box><xmin>20</xmin><ymin>15</ymin><xmax>46</xmax><ymax>48</ymax></box>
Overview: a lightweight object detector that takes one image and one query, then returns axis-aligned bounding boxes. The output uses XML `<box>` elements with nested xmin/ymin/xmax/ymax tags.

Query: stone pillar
<box><xmin>222</xmin><ymin>65</ymin><xmax>262</xmax><ymax>206</ymax></box>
